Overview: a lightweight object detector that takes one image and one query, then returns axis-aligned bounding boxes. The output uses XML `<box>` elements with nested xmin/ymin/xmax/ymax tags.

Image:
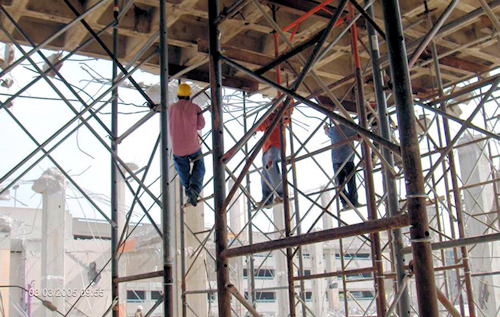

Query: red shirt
<box><xmin>168</xmin><ymin>100</ymin><xmax>205</xmax><ymax>156</ymax></box>
<box><xmin>256</xmin><ymin>108</ymin><xmax>293</xmax><ymax>153</ymax></box>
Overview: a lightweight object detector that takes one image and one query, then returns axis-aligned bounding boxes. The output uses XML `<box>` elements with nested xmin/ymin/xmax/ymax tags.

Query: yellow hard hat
<box><xmin>177</xmin><ymin>83</ymin><xmax>191</xmax><ymax>97</ymax></box>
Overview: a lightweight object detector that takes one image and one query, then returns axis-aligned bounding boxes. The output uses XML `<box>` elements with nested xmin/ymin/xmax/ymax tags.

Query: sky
<box><xmin>1</xmin><ymin>43</ymin><xmax>499</xmax><ymax>239</ymax></box>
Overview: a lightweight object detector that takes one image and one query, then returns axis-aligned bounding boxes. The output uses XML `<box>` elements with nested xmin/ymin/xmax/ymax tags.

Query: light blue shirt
<box><xmin>327</xmin><ymin>124</ymin><xmax>357</xmax><ymax>164</ymax></box>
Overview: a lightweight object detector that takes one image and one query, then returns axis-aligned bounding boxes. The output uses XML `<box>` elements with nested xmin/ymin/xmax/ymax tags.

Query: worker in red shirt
<box><xmin>168</xmin><ymin>83</ymin><xmax>205</xmax><ymax>206</ymax></box>
<box><xmin>256</xmin><ymin>107</ymin><xmax>292</xmax><ymax>208</ymax></box>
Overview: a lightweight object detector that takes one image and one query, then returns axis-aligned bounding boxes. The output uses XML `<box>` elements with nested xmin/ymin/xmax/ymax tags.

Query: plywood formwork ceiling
<box><xmin>0</xmin><ymin>0</ymin><xmax>498</xmax><ymax>103</ymax></box>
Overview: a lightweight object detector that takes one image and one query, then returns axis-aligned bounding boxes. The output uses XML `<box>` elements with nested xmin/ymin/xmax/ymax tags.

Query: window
<box><xmin>127</xmin><ymin>290</ymin><xmax>145</xmax><ymax>303</ymax></box>
<box><xmin>335</xmin><ymin>253</ymin><xmax>371</xmax><ymax>260</ymax></box>
<box><xmin>303</xmin><ymin>270</ymin><xmax>311</xmax><ymax>276</ymax></box>
<box><xmin>346</xmin><ymin>272</ymin><xmax>373</xmax><ymax>280</ymax></box>
<box><xmin>339</xmin><ymin>291</ymin><xmax>374</xmax><ymax>300</ymax></box>
<box><xmin>243</xmin><ymin>268</ymin><xmax>275</xmax><ymax>279</ymax></box>
<box><xmin>302</xmin><ymin>253</ymin><xmax>310</xmax><ymax>259</ymax></box>
<box><xmin>305</xmin><ymin>292</ymin><xmax>312</xmax><ymax>302</ymax></box>
<box><xmin>151</xmin><ymin>291</ymin><xmax>162</xmax><ymax>300</ymax></box>
<box><xmin>245</xmin><ymin>292</ymin><xmax>276</xmax><ymax>302</ymax></box>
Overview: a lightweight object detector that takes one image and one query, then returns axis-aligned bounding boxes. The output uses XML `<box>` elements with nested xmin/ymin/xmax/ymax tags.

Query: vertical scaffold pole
<box><xmin>111</xmin><ymin>1</ymin><xmax>119</xmax><ymax>316</ymax></box>
<box><xmin>381</xmin><ymin>1</ymin><xmax>439</xmax><ymax>316</ymax></box>
<box><xmin>429</xmin><ymin>28</ymin><xmax>477</xmax><ymax>317</ymax></box>
<box><xmin>208</xmin><ymin>1</ymin><xmax>231</xmax><ymax>316</ymax></box>
<box><xmin>349</xmin><ymin>5</ymin><xmax>386</xmax><ymax>316</ymax></box>
<box><xmin>365</xmin><ymin>1</ymin><xmax>410</xmax><ymax>316</ymax></box>
<box><xmin>159</xmin><ymin>0</ymin><xmax>174</xmax><ymax>316</ymax></box>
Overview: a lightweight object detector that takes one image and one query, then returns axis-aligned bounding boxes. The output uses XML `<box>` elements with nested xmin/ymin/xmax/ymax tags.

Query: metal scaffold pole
<box><xmin>348</xmin><ymin>4</ymin><xmax>386</xmax><ymax>316</ymax></box>
<box><xmin>208</xmin><ymin>0</ymin><xmax>231</xmax><ymax>316</ymax></box>
<box><xmin>364</xmin><ymin>1</ymin><xmax>410</xmax><ymax>316</ymax></box>
<box><xmin>159</xmin><ymin>0</ymin><xmax>174</xmax><ymax>315</ymax></box>
<box><xmin>428</xmin><ymin>21</ymin><xmax>477</xmax><ymax>317</ymax></box>
<box><xmin>380</xmin><ymin>1</ymin><xmax>439</xmax><ymax>316</ymax></box>
<box><xmin>111</xmin><ymin>1</ymin><xmax>119</xmax><ymax>315</ymax></box>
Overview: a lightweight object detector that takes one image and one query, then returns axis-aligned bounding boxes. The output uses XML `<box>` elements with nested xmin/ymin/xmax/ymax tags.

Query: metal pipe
<box><xmin>159</xmin><ymin>1</ymin><xmax>174</xmax><ymax>316</ymax></box>
<box><xmin>208</xmin><ymin>0</ymin><xmax>231</xmax><ymax>316</ymax></box>
<box><xmin>401</xmin><ymin>233</ymin><xmax>500</xmax><ymax>254</ymax></box>
<box><xmin>114</xmin><ymin>271</ymin><xmax>164</xmax><ymax>283</ymax></box>
<box><xmin>221</xmin><ymin>56</ymin><xmax>400</xmax><ymax>155</ymax></box>
<box><xmin>61</xmin><ymin>0</ymin><xmax>155</xmax><ymax>107</ymax></box>
<box><xmin>429</xmin><ymin>26</ymin><xmax>476</xmax><ymax>317</ymax></box>
<box><xmin>365</xmin><ymin>1</ymin><xmax>410</xmax><ymax>316</ymax></box>
<box><xmin>221</xmin><ymin>214</ymin><xmax>409</xmax><ymax>258</ymax></box>
<box><xmin>111</xmin><ymin>4</ymin><xmax>119</xmax><ymax>315</ymax></box>
<box><xmin>242</xmin><ymin>92</ymin><xmax>257</xmax><ymax>308</ymax></box>
<box><xmin>279</xmin><ymin>110</ymin><xmax>296</xmax><ymax>317</ymax></box>
<box><xmin>349</xmin><ymin>6</ymin><xmax>386</xmax><ymax>315</ymax></box>
<box><xmin>0</xmin><ymin>0</ymin><xmax>111</xmax><ymax>79</ymax></box>
<box><xmin>380</xmin><ymin>0</ymin><xmax>439</xmax><ymax>316</ymax></box>
<box><xmin>407</xmin><ymin>0</ymin><xmax>460</xmax><ymax>69</ymax></box>
<box><xmin>383</xmin><ymin>274</ymin><xmax>409</xmax><ymax>317</ymax></box>
<box><xmin>180</xmin><ymin>191</ymin><xmax>187</xmax><ymax>317</ymax></box>
<box><xmin>226</xmin><ymin>284</ymin><xmax>260</xmax><ymax>317</ymax></box>
<box><xmin>436</xmin><ymin>288</ymin><xmax>462</xmax><ymax>317</ymax></box>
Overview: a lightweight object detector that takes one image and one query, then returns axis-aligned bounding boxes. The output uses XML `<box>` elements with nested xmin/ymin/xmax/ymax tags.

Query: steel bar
<box><xmin>279</xmin><ymin>111</ymin><xmax>297</xmax><ymax>317</ymax></box>
<box><xmin>408</xmin><ymin>0</ymin><xmax>460</xmax><ymax>69</ymax></box>
<box><xmin>402</xmin><ymin>233</ymin><xmax>500</xmax><ymax>254</ymax></box>
<box><xmin>180</xmin><ymin>191</ymin><xmax>187</xmax><ymax>317</ymax></box>
<box><xmin>381</xmin><ymin>1</ymin><xmax>439</xmax><ymax>316</ymax></box>
<box><xmin>114</xmin><ymin>271</ymin><xmax>164</xmax><ymax>283</ymax></box>
<box><xmin>221</xmin><ymin>56</ymin><xmax>400</xmax><ymax>155</ymax></box>
<box><xmin>365</xmin><ymin>1</ymin><xmax>410</xmax><ymax>316</ymax></box>
<box><xmin>0</xmin><ymin>29</ymin><xmax>160</xmax><ymax>204</ymax></box>
<box><xmin>221</xmin><ymin>214</ymin><xmax>409</xmax><ymax>258</ymax></box>
<box><xmin>255</xmin><ymin>31</ymin><xmax>323</xmax><ymax>75</ymax></box>
<box><xmin>215</xmin><ymin>0</ymin><xmax>250</xmax><ymax>25</ymax></box>
<box><xmin>415</xmin><ymin>101</ymin><xmax>500</xmax><ymax>142</ymax></box>
<box><xmin>111</xmin><ymin>7</ymin><xmax>120</xmax><ymax>316</ymax></box>
<box><xmin>2</xmin><ymin>107</ymin><xmax>115</xmax><ymax>226</ymax></box>
<box><xmin>242</xmin><ymin>93</ymin><xmax>256</xmax><ymax>308</ymax></box>
<box><xmin>384</xmin><ymin>274</ymin><xmax>409</xmax><ymax>317</ymax></box>
<box><xmin>349</xmin><ymin>6</ymin><xmax>386</xmax><ymax>316</ymax></box>
<box><xmin>159</xmin><ymin>1</ymin><xmax>174</xmax><ymax>316</ymax></box>
<box><xmin>436</xmin><ymin>288</ymin><xmax>462</xmax><ymax>317</ymax></box>
<box><xmin>0</xmin><ymin>0</ymin><xmax>110</xmax><ymax>80</ymax></box>
<box><xmin>0</xmin><ymin>20</ymin><xmax>115</xmax><ymax>113</ymax></box>
<box><xmin>348</xmin><ymin>0</ymin><xmax>385</xmax><ymax>40</ymax></box>
<box><xmin>226</xmin><ymin>284</ymin><xmax>260</xmax><ymax>317</ymax></box>
<box><xmin>478</xmin><ymin>0</ymin><xmax>500</xmax><ymax>32</ymax></box>
<box><xmin>429</xmin><ymin>30</ymin><xmax>476</xmax><ymax>317</ymax></box>
<box><xmin>208</xmin><ymin>0</ymin><xmax>231</xmax><ymax>316</ymax></box>
<box><xmin>424</xmin><ymin>76</ymin><xmax>500</xmax><ymax>183</ymax></box>
<box><xmin>288</xmin><ymin>121</ymin><xmax>307</xmax><ymax>317</ymax></box>
<box><xmin>62</xmin><ymin>0</ymin><xmax>155</xmax><ymax>107</ymax></box>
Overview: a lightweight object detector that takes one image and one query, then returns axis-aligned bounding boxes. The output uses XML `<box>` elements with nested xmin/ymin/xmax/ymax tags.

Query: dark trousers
<box><xmin>173</xmin><ymin>149</ymin><xmax>205</xmax><ymax>196</ymax></box>
<box><xmin>333</xmin><ymin>162</ymin><xmax>358</xmax><ymax>207</ymax></box>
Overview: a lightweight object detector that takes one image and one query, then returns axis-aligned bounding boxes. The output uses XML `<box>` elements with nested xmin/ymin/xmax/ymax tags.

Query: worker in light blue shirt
<box><xmin>325</xmin><ymin>123</ymin><xmax>361</xmax><ymax>209</ymax></box>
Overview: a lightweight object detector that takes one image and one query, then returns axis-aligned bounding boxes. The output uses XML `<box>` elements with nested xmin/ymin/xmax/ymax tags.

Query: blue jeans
<box><xmin>261</xmin><ymin>146</ymin><xmax>283</xmax><ymax>200</ymax></box>
<box><xmin>333</xmin><ymin>162</ymin><xmax>358</xmax><ymax>207</ymax></box>
<box><xmin>173</xmin><ymin>149</ymin><xmax>205</xmax><ymax>196</ymax></box>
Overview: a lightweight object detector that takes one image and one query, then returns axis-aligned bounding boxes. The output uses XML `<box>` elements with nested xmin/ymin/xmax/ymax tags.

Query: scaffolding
<box><xmin>1</xmin><ymin>1</ymin><xmax>500</xmax><ymax>317</ymax></box>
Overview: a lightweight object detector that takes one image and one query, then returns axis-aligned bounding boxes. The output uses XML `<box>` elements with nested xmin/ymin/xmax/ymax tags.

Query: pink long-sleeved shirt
<box><xmin>168</xmin><ymin>100</ymin><xmax>205</xmax><ymax>156</ymax></box>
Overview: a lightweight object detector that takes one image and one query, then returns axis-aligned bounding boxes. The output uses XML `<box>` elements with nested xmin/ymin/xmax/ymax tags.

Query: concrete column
<box><xmin>178</xmin><ymin>181</ymin><xmax>207</xmax><ymax>316</ymax></box>
<box><xmin>273</xmin><ymin>205</ymin><xmax>289</xmax><ymax>317</ymax></box>
<box><xmin>457</xmin><ymin>135</ymin><xmax>499</xmax><ymax>315</ymax></box>
<box><xmin>228</xmin><ymin>179</ymin><xmax>244</xmax><ymax>315</ymax></box>
<box><xmin>32</xmin><ymin>168</ymin><xmax>66</xmax><ymax>317</ymax></box>
<box><xmin>321</xmin><ymin>192</ymin><xmax>339</xmax><ymax>310</ymax></box>
<box><xmin>0</xmin><ymin>217</ymin><xmax>11</xmax><ymax>317</ymax></box>
<box><xmin>309</xmin><ymin>234</ymin><xmax>326</xmax><ymax>316</ymax></box>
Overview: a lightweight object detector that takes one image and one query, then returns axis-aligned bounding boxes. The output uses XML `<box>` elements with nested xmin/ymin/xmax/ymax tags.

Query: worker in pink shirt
<box><xmin>168</xmin><ymin>83</ymin><xmax>206</xmax><ymax>206</ymax></box>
